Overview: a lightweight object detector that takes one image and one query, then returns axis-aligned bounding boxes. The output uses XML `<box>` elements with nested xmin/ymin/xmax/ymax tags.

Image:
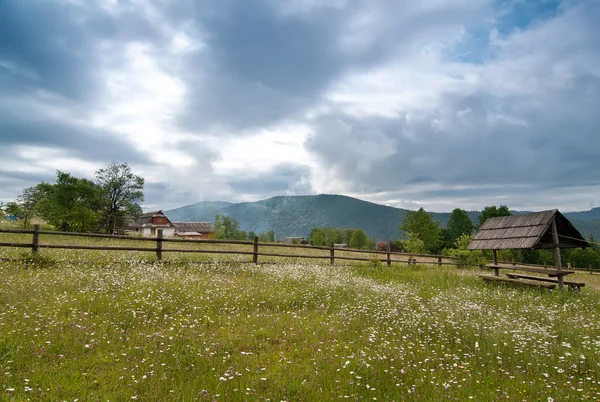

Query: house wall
<box><xmin>162</xmin><ymin>228</ymin><xmax>176</xmax><ymax>237</ymax></box>
<box><xmin>141</xmin><ymin>227</ymin><xmax>175</xmax><ymax>237</ymax></box>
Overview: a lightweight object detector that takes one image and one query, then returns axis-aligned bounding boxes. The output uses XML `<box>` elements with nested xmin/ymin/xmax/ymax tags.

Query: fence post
<box><xmin>387</xmin><ymin>252</ymin><xmax>391</xmax><ymax>267</ymax></box>
<box><xmin>590</xmin><ymin>264</ymin><xmax>593</xmax><ymax>275</ymax></box>
<box><xmin>32</xmin><ymin>224</ymin><xmax>40</xmax><ymax>254</ymax></box>
<box><xmin>330</xmin><ymin>244</ymin><xmax>335</xmax><ymax>266</ymax></box>
<box><xmin>437</xmin><ymin>256</ymin><xmax>442</xmax><ymax>268</ymax></box>
<box><xmin>156</xmin><ymin>229</ymin><xmax>163</xmax><ymax>261</ymax></box>
<box><xmin>253</xmin><ymin>236</ymin><xmax>259</xmax><ymax>264</ymax></box>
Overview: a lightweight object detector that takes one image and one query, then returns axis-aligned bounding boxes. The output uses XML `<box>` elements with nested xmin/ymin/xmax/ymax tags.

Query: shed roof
<box><xmin>173</xmin><ymin>222</ymin><xmax>214</xmax><ymax>233</ymax></box>
<box><xmin>127</xmin><ymin>210</ymin><xmax>173</xmax><ymax>228</ymax></box>
<box><xmin>468</xmin><ymin>210</ymin><xmax>589</xmax><ymax>250</ymax></box>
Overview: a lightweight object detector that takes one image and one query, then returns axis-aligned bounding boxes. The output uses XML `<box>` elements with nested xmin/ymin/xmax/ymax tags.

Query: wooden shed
<box><xmin>469</xmin><ymin>210</ymin><xmax>589</xmax><ymax>290</ymax></box>
<box><xmin>173</xmin><ymin>222</ymin><xmax>215</xmax><ymax>239</ymax></box>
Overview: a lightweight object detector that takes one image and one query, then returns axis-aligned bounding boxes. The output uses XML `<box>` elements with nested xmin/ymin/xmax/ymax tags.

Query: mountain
<box><xmin>164</xmin><ymin>195</ymin><xmax>600</xmax><ymax>241</ymax></box>
<box><xmin>165</xmin><ymin>201</ymin><xmax>232</xmax><ymax>222</ymax></box>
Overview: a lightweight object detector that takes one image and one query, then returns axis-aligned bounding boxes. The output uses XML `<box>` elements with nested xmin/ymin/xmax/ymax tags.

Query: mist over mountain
<box><xmin>165</xmin><ymin>195</ymin><xmax>600</xmax><ymax>241</ymax></box>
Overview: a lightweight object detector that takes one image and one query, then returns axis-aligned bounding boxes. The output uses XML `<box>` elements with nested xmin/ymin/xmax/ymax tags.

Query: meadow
<box><xmin>1</xmin><ymin>228</ymin><xmax>599</xmax><ymax>400</ymax></box>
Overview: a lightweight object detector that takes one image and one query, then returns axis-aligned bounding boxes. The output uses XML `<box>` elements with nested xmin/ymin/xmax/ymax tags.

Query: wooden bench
<box><xmin>478</xmin><ymin>274</ymin><xmax>556</xmax><ymax>289</ymax></box>
<box><xmin>482</xmin><ymin>263</ymin><xmax>582</xmax><ymax>291</ymax></box>
<box><xmin>505</xmin><ymin>273</ymin><xmax>585</xmax><ymax>291</ymax></box>
<box><xmin>487</xmin><ymin>263</ymin><xmax>575</xmax><ymax>277</ymax></box>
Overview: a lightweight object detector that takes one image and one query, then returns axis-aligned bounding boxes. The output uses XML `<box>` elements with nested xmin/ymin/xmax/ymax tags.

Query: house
<box><xmin>173</xmin><ymin>222</ymin><xmax>215</xmax><ymax>239</ymax></box>
<box><xmin>128</xmin><ymin>210</ymin><xmax>176</xmax><ymax>237</ymax></box>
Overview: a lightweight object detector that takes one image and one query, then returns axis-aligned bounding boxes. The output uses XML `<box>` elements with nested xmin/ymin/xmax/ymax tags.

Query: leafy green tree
<box><xmin>214</xmin><ymin>214</ymin><xmax>241</xmax><ymax>240</ymax></box>
<box><xmin>401</xmin><ymin>232</ymin><xmax>426</xmax><ymax>254</ymax></box>
<box><xmin>447</xmin><ymin>208</ymin><xmax>474</xmax><ymax>245</ymax></box>
<box><xmin>589</xmin><ymin>234</ymin><xmax>600</xmax><ymax>254</ymax></box>
<box><xmin>442</xmin><ymin>234</ymin><xmax>487</xmax><ymax>268</ymax></box>
<box><xmin>342</xmin><ymin>228</ymin><xmax>356</xmax><ymax>245</ymax></box>
<box><xmin>349</xmin><ymin>229</ymin><xmax>368</xmax><ymax>249</ymax></box>
<box><xmin>36</xmin><ymin>172</ymin><xmax>105</xmax><ymax>232</ymax></box>
<box><xmin>6</xmin><ymin>184</ymin><xmax>52</xmax><ymax>228</ymax></box>
<box><xmin>569</xmin><ymin>248</ymin><xmax>600</xmax><ymax>269</ymax></box>
<box><xmin>439</xmin><ymin>228</ymin><xmax>453</xmax><ymax>250</ymax></box>
<box><xmin>5</xmin><ymin>202</ymin><xmax>24</xmax><ymax>219</ymax></box>
<box><xmin>258</xmin><ymin>231</ymin><xmax>275</xmax><ymax>243</ymax></box>
<box><xmin>323</xmin><ymin>226</ymin><xmax>344</xmax><ymax>245</ymax></box>
<box><xmin>536</xmin><ymin>250</ymin><xmax>555</xmax><ymax>266</ymax></box>
<box><xmin>309</xmin><ymin>227</ymin><xmax>327</xmax><ymax>246</ymax></box>
<box><xmin>247</xmin><ymin>231</ymin><xmax>256</xmax><ymax>241</ymax></box>
<box><xmin>399</xmin><ymin>208</ymin><xmax>441</xmax><ymax>253</ymax></box>
<box><xmin>477</xmin><ymin>205</ymin><xmax>511</xmax><ymax>229</ymax></box>
<box><xmin>95</xmin><ymin>162</ymin><xmax>144</xmax><ymax>234</ymax></box>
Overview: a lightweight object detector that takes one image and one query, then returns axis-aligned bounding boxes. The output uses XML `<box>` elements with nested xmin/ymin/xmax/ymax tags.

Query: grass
<box><xmin>0</xmin><ymin>225</ymin><xmax>599</xmax><ymax>400</ymax></box>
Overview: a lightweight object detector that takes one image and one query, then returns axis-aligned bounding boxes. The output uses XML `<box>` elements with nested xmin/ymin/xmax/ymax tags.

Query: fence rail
<box><xmin>1</xmin><ymin>225</ymin><xmax>596</xmax><ymax>273</ymax></box>
<box><xmin>0</xmin><ymin>225</ymin><xmax>461</xmax><ymax>267</ymax></box>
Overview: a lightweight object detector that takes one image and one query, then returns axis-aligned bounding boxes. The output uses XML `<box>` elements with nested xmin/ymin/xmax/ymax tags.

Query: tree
<box><xmin>309</xmin><ymin>227</ymin><xmax>327</xmax><ymax>246</ymax></box>
<box><xmin>36</xmin><ymin>172</ymin><xmax>105</xmax><ymax>232</ymax></box>
<box><xmin>258</xmin><ymin>231</ymin><xmax>275</xmax><ymax>243</ymax></box>
<box><xmin>399</xmin><ymin>208</ymin><xmax>441</xmax><ymax>253</ymax></box>
<box><xmin>569</xmin><ymin>248</ymin><xmax>600</xmax><ymax>269</ymax></box>
<box><xmin>342</xmin><ymin>228</ymin><xmax>356</xmax><ymax>245</ymax></box>
<box><xmin>5</xmin><ymin>202</ymin><xmax>24</xmax><ymax>219</ymax></box>
<box><xmin>7</xmin><ymin>184</ymin><xmax>52</xmax><ymax>228</ymax></box>
<box><xmin>214</xmin><ymin>214</ymin><xmax>241</xmax><ymax>240</ymax></box>
<box><xmin>446</xmin><ymin>208</ymin><xmax>474</xmax><ymax>246</ymax></box>
<box><xmin>349</xmin><ymin>229</ymin><xmax>368</xmax><ymax>250</ymax></box>
<box><xmin>95</xmin><ymin>162</ymin><xmax>144</xmax><ymax>234</ymax></box>
<box><xmin>442</xmin><ymin>234</ymin><xmax>487</xmax><ymax>268</ymax></box>
<box><xmin>439</xmin><ymin>228</ymin><xmax>453</xmax><ymax>250</ymax></box>
<box><xmin>323</xmin><ymin>226</ymin><xmax>344</xmax><ymax>245</ymax></box>
<box><xmin>589</xmin><ymin>234</ymin><xmax>600</xmax><ymax>254</ymax></box>
<box><xmin>477</xmin><ymin>205</ymin><xmax>510</xmax><ymax>229</ymax></box>
<box><xmin>401</xmin><ymin>232</ymin><xmax>426</xmax><ymax>254</ymax></box>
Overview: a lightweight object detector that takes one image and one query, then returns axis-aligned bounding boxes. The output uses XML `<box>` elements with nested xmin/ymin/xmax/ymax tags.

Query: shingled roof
<box><xmin>173</xmin><ymin>222</ymin><xmax>214</xmax><ymax>234</ymax></box>
<box><xmin>468</xmin><ymin>210</ymin><xmax>589</xmax><ymax>250</ymax></box>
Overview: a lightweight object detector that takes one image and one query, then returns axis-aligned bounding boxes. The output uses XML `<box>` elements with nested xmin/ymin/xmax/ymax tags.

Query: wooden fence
<box><xmin>1</xmin><ymin>225</ymin><xmax>597</xmax><ymax>273</ymax></box>
<box><xmin>0</xmin><ymin>225</ymin><xmax>460</xmax><ymax>267</ymax></box>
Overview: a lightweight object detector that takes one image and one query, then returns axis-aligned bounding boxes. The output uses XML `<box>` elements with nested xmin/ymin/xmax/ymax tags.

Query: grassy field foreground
<box><xmin>1</xmin><ymin>256</ymin><xmax>599</xmax><ymax>401</ymax></box>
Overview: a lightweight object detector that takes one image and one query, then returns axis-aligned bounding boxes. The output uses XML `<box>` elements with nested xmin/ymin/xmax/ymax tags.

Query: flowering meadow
<box><xmin>0</xmin><ymin>245</ymin><xmax>599</xmax><ymax>400</ymax></box>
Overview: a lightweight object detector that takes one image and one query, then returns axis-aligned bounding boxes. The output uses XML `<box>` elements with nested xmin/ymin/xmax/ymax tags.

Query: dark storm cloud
<box><xmin>175</xmin><ymin>0</ymin><xmax>343</xmax><ymax>131</ymax></box>
<box><xmin>305</xmin><ymin>74</ymin><xmax>600</xmax><ymax>195</ymax></box>
<box><xmin>175</xmin><ymin>0</ymin><xmax>490</xmax><ymax>132</ymax></box>
<box><xmin>0</xmin><ymin>0</ymin><xmax>164</xmax><ymax>102</ymax></box>
<box><xmin>0</xmin><ymin>169</ymin><xmax>55</xmax><ymax>184</ymax></box>
<box><xmin>0</xmin><ymin>113</ymin><xmax>148</xmax><ymax>164</ymax></box>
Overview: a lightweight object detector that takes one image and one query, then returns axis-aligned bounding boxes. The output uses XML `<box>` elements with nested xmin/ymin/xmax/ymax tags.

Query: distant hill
<box><xmin>165</xmin><ymin>195</ymin><xmax>600</xmax><ymax>241</ymax></box>
<box><xmin>165</xmin><ymin>201</ymin><xmax>232</xmax><ymax>222</ymax></box>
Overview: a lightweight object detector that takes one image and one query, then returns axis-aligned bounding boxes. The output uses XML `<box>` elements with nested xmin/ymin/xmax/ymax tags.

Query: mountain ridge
<box><xmin>164</xmin><ymin>194</ymin><xmax>600</xmax><ymax>241</ymax></box>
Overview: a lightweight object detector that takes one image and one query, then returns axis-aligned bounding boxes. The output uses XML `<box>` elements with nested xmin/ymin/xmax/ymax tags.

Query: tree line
<box><xmin>213</xmin><ymin>214</ymin><xmax>275</xmax><ymax>242</ymax></box>
<box><xmin>3</xmin><ymin>162</ymin><xmax>144</xmax><ymax>233</ymax></box>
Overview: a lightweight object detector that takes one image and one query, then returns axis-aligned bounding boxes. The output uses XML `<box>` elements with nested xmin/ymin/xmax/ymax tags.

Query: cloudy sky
<box><xmin>1</xmin><ymin>0</ymin><xmax>599</xmax><ymax>212</ymax></box>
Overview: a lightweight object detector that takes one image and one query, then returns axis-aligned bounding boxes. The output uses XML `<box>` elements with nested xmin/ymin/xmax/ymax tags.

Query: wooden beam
<box><xmin>479</xmin><ymin>274</ymin><xmax>556</xmax><ymax>289</ymax></box>
<box><xmin>551</xmin><ymin>218</ymin><xmax>564</xmax><ymax>290</ymax></box>
<box><xmin>492</xmin><ymin>249</ymin><xmax>498</xmax><ymax>276</ymax></box>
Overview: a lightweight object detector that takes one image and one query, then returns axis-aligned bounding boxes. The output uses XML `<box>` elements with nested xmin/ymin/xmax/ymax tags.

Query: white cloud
<box><xmin>2</xmin><ymin>0</ymin><xmax>599</xmax><ymax>213</ymax></box>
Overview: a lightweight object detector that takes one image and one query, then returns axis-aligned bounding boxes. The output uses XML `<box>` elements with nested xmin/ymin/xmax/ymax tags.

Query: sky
<box><xmin>1</xmin><ymin>0</ymin><xmax>599</xmax><ymax>212</ymax></box>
